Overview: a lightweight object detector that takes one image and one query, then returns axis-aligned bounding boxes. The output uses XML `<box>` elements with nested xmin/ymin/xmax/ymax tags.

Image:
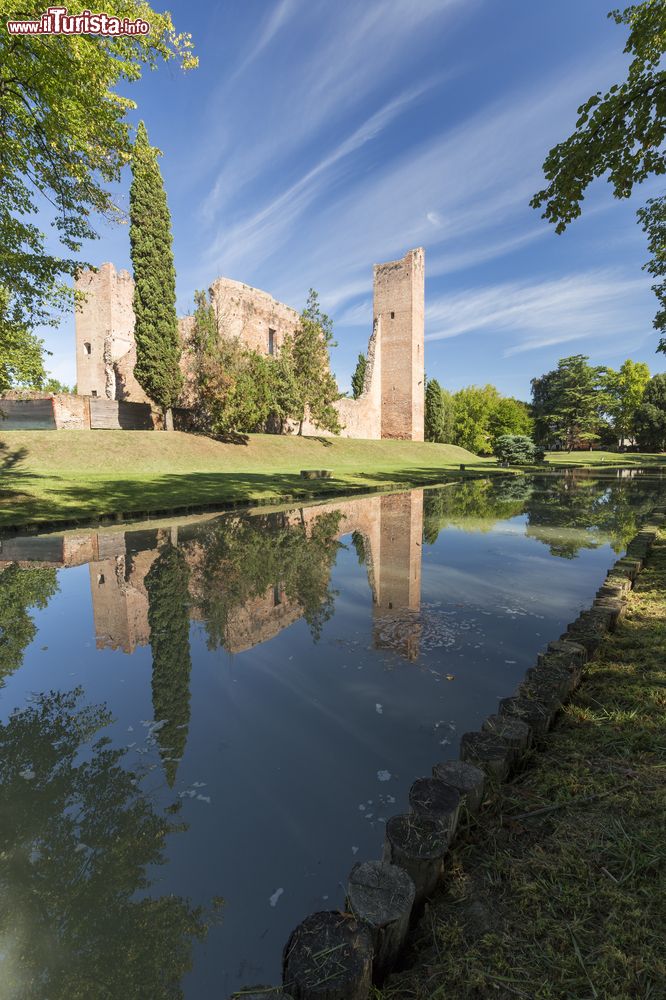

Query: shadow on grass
<box><xmin>0</xmin><ymin>465</ymin><xmax>493</xmax><ymax>529</ymax></box>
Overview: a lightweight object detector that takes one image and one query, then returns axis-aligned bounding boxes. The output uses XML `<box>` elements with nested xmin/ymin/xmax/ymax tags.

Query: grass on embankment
<box><xmin>380</xmin><ymin>531</ymin><xmax>666</xmax><ymax>1000</ymax></box>
<box><xmin>0</xmin><ymin>430</ymin><xmax>490</xmax><ymax>529</ymax></box>
<box><xmin>546</xmin><ymin>450</ymin><xmax>666</xmax><ymax>467</ymax></box>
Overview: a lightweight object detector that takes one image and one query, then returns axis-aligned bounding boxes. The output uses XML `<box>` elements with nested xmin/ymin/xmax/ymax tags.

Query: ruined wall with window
<box><xmin>73</xmin><ymin>248</ymin><xmax>425</xmax><ymax>440</ymax></box>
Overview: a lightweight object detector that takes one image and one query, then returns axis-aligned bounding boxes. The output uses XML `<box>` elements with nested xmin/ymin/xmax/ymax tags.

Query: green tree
<box><xmin>145</xmin><ymin>544</ymin><xmax>192</xmax><ymax>788</ymax></box>
<box><xmin>187</xmin><ymin>510</ymin><xmax>342</xmax><ymax>649</ymax></box>
<box><xmin>530</xmin><ymin>2</ymin><xmax>666</xmax><ymax>349</ymax></box>
<box><xmin>129</xmin><ymin>121</ymin><xmax>183</xmax><ymax>426</ymax></box>
<box><xmin>0</xmin><ymin>688</ymin><xmax>215</xmax><ymax>999</ymax></box>
<box><xmin>425</xmin><ymin>377</ymin><xmax>446</xmax><ymax>442</ymax></box>
<box><xmin>493</xmin><ymin>434</ymin><xmax>542</xmax><ymax>465</ymax></box>
<box><xmin>0</xmin><ymin>0</ymin><xmax>196</xmax><ymax>342</ymax></box>
<box><xmin>531</xmin><ymin>355</ymin><xmax>608</xmax><ymax>451</ymax></box>
<box><xmin>0</xmin><ymin>286</ymin><xmax>47</xmax><ymax>391</ymax></box>
<box><xmin>634</xmin><ymin>372</ymin><xmax>666</xmax><ymax>449</ymax></box>
<box><xmin>0</xmin><ymin>564</ymin><xmax>58</xmax><ymax>682</ymax></box>
<box><xmin>488</xmin><ymin>396</ymin><xmax>533</xmax><ymax>445</ymax></box>
<box><xmin>43</xmin><ymin>377</ymin><xmax>72</xmax><ymax>394</ymax></box>
<box><xmin>351</xmin><ymin>353</ymin><xmax>367</xmax><ymax>399</ymax></box>
<box><xmin>191</xmin><ymin>290</ymin><xmax>218</xmax><ymax>379</ymax></box>
<box><xmin>290</xmin><ymin>290</ymin><xmax>341</xmax><ymax>435</ymax></box>
<box><xmin>603</xmin><ymin>359</ymin><xmax>651</xmax><ymax>444</ymax></box>
<box><xmin>453</xmin><ymin>384</ymin><xmax>501</xmax><ymax>454</ymax></box>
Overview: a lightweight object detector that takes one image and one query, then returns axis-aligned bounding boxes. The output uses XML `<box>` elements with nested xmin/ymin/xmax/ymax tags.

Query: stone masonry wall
<box><xmin>74</xmin><ymin>248</ymin><xmax>425</xmax><ymax>440</ymax></box>
<box><xmin>376</xmin><ymin>247</ymin><xmax>425</xmax><ymax>441</ymax></box>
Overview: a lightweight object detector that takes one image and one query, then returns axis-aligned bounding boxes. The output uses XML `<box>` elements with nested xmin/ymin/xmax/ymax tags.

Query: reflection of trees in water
<box><xmin>190</xmin><ymin>510</ymin><xmax>343</xmax><ymax>648</ymax></box>
<box><xmin>0</xmin><ymin>564</ymin><xmax>58</xmax><ymax>682</ymax></box>
<box><xmin>423</xmin><ymin>473</ymin><xmax>663</xmax><ymax>559</ymax></box>
<box><xmin>524</xmin><ymin>473</ymin><xmax>663</xmax><ymax>558</ymax></box>
<box><xmin>145</xmin><ymin>544</ymin><xmax>192</xmax><ymax>788</ymax></box>
<box><xmin>0</xmin><ymin>688</ymin><xmax>215</xmax><ymax>1000</ymax></box>
<box><xmin>423</xmin><ymin>478</ymin><xmax>532</xmax><ymax>544</ymax></box>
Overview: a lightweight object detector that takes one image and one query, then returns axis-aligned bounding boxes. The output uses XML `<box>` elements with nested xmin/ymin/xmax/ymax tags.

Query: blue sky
<box><xmin>42</xmin><ymin>0</ymin><xmax>666</xmax><ymax>397</ymax></box>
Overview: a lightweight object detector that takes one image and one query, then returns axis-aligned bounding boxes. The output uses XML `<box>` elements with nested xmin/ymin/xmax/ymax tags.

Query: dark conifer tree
<box><xmin>145</xmin><ymin>543</ymin><xmax>192</xmax><ymax>787</ymax></box>
<box><xmin>129</xmin><ymin>121</ymin><xmax>182</xmax><ymax>426</ymax></box>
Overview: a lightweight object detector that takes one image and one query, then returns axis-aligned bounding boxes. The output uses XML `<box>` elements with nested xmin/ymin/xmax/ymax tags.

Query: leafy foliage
<box><xmin>603</xmin><ymin>358</ymin><xmax>651</xmax><ymax>443</ymax></box>
<box><xmin>0</xmin><ymin>688</ymin><xmax>213</xmax><ymax>999</ymax></box>
<box><xmin>452</xmin><ymin>385</ymin><xmax>502</xmax><ymax>454</ymax></box>
<box><xmin>0</xmin><ymin>563</ymin><xmax>58</xmax><ymax>680</ymax></box>
<box><xmin>494</xmin><ymin>434</ymin><xmax>543</xmax><ymax>465</ymax></box>
<box><xmin>531</xmin><ymin>355</ymin><xmax>609</xmax><ymax>450</ymax></box>
<box><xmin>186</xmin><ymin>510</ymin><xmax>343</xmax><ymax>648</ymax></box>
<box><xmin>351</xmin><ymin>353</ymin><xmax>367</xmax><ymax>399</ymax></box>
<box><xmin>530</xmin><ymin>1</ymin><xmax>666</xmax><ymax>347</ymax></box>
<box><xmin>129</xmin><ymin>121</ymin><xmax>182</xmax><ymax>415</ymax></box>
<box><xmin>425</xmin><ymin>377</ymin><xmax>447</xmax><ymax>442</ymax></box>
<box><xmin>487</xmin><ymin>396</ymin><xmax>533</xmax><ymax>443</ymax></box>
<box><xmin>0</xmin><ymin>0</ymin><xmax>196</xmax><ymax>337</ymax></box>
<box><xmin>0</xmin><ymin>285</ymin><xmax>47</xmax><ymax>391</ymax></box>
<box><xmin>634</xmin><ymin>371</ymin><xmax>666</xmax><ymax>449</ymax></box>
<box><xmin>289</xmin><ymin>290</ymin><xmax>341</xmax><ymax>434</ymax></box>
<box><xmin>145</xmin><ymin>543</ymin><xmax>192</xmax><ymax>787</ymax></box>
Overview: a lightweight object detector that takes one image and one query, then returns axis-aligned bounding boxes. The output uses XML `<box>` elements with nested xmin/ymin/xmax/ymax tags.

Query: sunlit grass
<box><xmin>380</xmin><ymin>530</ymin><xmax>666</xmax><ymax>1000</ymax></box>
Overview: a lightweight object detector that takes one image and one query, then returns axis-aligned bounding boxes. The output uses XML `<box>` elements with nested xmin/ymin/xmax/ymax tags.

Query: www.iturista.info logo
<box><xmin>6</xmin><ymin>6</ymin><xmax>150</xmax><ymax>35</ymax></box>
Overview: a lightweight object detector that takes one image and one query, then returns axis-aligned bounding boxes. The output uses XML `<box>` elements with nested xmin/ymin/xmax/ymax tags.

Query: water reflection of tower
<box><xmin>371</xmin><ymin>491</ymin><xmax>423</xmax><ymax>661</ymax></box>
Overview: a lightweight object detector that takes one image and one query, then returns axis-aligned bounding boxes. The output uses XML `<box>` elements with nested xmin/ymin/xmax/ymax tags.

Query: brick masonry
<box><xmin>72</xmin><ymin>249</ymin><xmax>426</xmax><ymax>440</ymax></box>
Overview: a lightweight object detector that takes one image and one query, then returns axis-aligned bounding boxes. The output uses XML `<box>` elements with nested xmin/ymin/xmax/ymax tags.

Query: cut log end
<box><xmin>283</xmin><ymin>910</ymin><xmax>373</xmax><ymax>1000</ymax></box>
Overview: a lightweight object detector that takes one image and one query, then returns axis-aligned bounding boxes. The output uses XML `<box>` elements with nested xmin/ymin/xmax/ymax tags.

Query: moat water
<box><xmin>0</xmin><ymin>471</ymin><xmax>662</xmax><ymax>997</ymax></box>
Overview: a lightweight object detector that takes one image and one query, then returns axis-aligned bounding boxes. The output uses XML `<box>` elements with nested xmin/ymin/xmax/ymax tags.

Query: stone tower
<box><xmin>75</xmin><ymin>263</ymin><xmax>148</xmax><ymax>402</ymax></box>
<box><xmin>374</xmin><ymin>247</ymin><xmax>425</xmax><ymax>441</ymax></box>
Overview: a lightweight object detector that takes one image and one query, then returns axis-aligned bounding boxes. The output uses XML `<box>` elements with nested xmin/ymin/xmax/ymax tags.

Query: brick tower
<box><xmin>375</xmin><ymin>247</ymin><xmax>425</xmax><ymax>441</ymax></box>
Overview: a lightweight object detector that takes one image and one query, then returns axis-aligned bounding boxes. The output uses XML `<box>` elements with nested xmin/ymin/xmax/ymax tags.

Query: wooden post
<box><xmin>431</xmin><ymin>760</ymin><xmax>485</xmax><ymax>815</ymax></box>
<box><xmin>408</xmin><ymin>777</ymin><xmax>460</xmax><ymax>840</ymax></box>
<box><xmin>481</xmin><ymin>714</ymin><xmax>531</xmax><ymax>761</ymax></box>
<box><xmin>230</xmin><ymin>989</ymin><xmax>294</xmax><ymax>999</ymax></box>
<box><xmin>282</xmin><ymin>911</ymin><xmax>373</xmax><ymax>1000</ymax></box>
<box><xmin>459</xmin><ymin>730</ymin><xmax>512</xmax><ymax>781</ymax></box>
<box><xmin>499</xmin><ymin>695</ymin><xmax>554</xmax><ymax>736</ymax></box>
<box><xmin>383</xmin><ymin>813</ymin><xmax>449</xmax><ymax>904</ymax></box>
<box><xmin>346</xmin><ymin>860</ymin><xmax>415</xmax><ymax>981</ymax></box>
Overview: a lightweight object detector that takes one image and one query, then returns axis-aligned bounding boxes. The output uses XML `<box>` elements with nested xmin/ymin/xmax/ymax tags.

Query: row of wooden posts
<box><xmin>230</xmin><ymin>504</ymin><xmax>666</xmax><ymax>1000</ymax></box>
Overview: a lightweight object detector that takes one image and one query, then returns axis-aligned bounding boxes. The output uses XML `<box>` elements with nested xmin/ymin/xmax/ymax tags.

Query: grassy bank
<box><xmin>545</xmin><ymin>450</ymin><xmax>666</xmax><ymax>467</ymax></box>
<box><xmin>381</xmin><ymin>531</ymin><xmax>666</xmax><ymax>999</ymax></box>
<box><xmin>0</xmin><ymin>430</ymin><xmax>490</xmax><ymax>529</ymax></box>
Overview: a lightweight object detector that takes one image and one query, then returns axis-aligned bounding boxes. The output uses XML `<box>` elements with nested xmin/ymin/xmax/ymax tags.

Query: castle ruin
<box><xmin>75</xmin><ymin>247</ymin><xmax>425</xmax><ymax>440</ymax></box>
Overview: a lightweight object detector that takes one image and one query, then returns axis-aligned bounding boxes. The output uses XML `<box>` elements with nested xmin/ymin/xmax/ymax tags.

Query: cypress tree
<box><xmin>425</xmin><ymin>377</ymin><xmax>446</xmax><ymax>442</ymax></box>
<box><xmin>129</xmin><ymin>122</ymin><xmax>182</xmax><ymax>427</ymax></box>
<box><xmin>351</xmin><ymin>353</ymin><xmax>367</xmax><ymax>399</ymax></box>
<box><xmin>145</xmin><ymin>543</ymin><xmax>192</xmax><ymax>788</ymax></box>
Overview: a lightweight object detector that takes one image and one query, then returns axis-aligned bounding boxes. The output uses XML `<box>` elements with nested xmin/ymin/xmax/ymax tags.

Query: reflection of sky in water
<box><xmin>0</xmin><ymin>475</ymin><xmax>662</xmax><ymax>996</ymax></box>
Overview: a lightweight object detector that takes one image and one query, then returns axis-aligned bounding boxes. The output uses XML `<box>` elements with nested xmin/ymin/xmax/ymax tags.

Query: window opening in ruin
<box><xmin>84</xmin><ymin>342</ymin><xmax>92</xmax><ymax>355</ymax></box>
<box><xmin>91</xmin><ymin>389</ymin><xmax>98</xmax><ymax>397</ymax></box>
<box><xmin>98</xmin><ymin>574</ymin><xmax>105</xmax><ymax>585</ymax></box>
<box><xmin>390</xmin><ymin>312</ymin><xmax>395</xmax><ymax>319</ymax></box>
<box><xmin>268</xmin><ymin>328</ymin><xmax>276</xmax><ymax>356</ymax></box>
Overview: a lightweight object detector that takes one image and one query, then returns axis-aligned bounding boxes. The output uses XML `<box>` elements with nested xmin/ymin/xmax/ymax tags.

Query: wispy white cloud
<box><xmin>228</xmin><ymin>0</ymin><xmax>300</xmax><ymax>83</ymax></box>
<box><xmin>424</xmin><ymin>269</ymin><xmax>651</xmax><ymax>354</ymax></box>
<box><xmin>204</xmin><ymin>82</ymin><xmax>435</xmax><ymax>275</ymax></box>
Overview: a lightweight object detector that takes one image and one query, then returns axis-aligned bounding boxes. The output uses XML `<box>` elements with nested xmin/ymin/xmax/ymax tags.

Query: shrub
<box><xmin>494</xmin><ymin>434</ymin><xmax>543</xmax><ymax>464</ymax></box>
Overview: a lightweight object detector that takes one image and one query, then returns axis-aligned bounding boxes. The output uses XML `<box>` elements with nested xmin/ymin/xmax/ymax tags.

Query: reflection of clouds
<box><xmin>420</xmin><ymin>562</ymin><xmax>587</xmax><ymax>615</ymax></box>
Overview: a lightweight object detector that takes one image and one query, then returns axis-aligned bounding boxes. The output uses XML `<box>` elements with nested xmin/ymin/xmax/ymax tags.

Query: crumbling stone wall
<box><xmin>75</xmin><ymin>263</ymin><xmax>149</xmax><ymax>403</ymax></box>
<box><xmin>74</xmin><ymin>248</ymin><xmax>425</xmax><ymax>440</ymax></box>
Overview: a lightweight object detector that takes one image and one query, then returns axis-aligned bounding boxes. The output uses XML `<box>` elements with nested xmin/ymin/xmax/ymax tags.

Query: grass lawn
<box><xmin>0</xmin><ymin>430</ymin><xmax>491</xmax><ymax>529</ymax></box>
<box><xmin>546</xmin><ymin>450</ymin><xmax>666</xmax><ymax>467</ymax></box>
<box><xmin>381</xmin><ymin>530</ymin><xmax>666</xmax><ymax>1000</ymax></box>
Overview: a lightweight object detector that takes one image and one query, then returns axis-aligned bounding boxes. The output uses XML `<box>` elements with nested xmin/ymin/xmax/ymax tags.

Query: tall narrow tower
<box><xmin>374</xmin><ymin>247</ymin><xmax>425</xmax><ymax>441</ymax></box>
